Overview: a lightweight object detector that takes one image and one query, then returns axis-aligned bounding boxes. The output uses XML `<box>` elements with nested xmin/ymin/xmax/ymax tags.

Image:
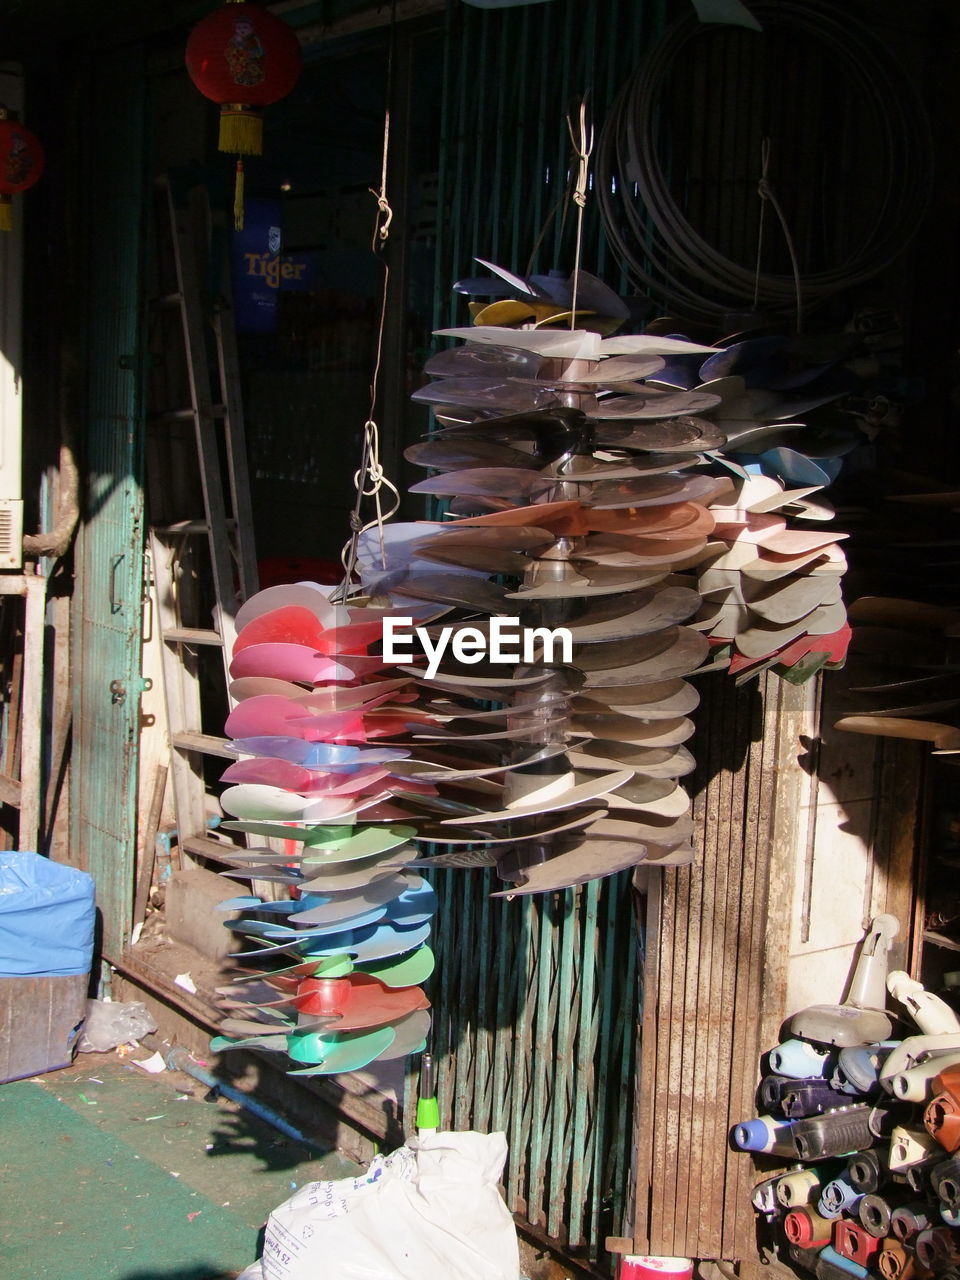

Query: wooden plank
<box><xmin>631</xmin><ymin>672</ymin><xmax>814</xmax><ymax>1261</ymax></box>
<box><xmin>149</xmin><ymin>534</ymin><xmax>211</xmax><ymax>846</ymax></box>
<box><xmin>162</xmin><ymin>628</ymin><xmax>223</xmax><ymax>646</ymax></box>
<box><xmin>625</xmin><ymin>868</ymin><xmax>661</xmax><ymax>1253</ymax></box>
<box><xmin>133</xmin><ymin>764</ymin><xmax>167</xmax><ymax>932</ymax></box>
<box><xmin>18</xmin><ymin>575</ymin><xmax>45</xmax><ymax>851</ymax></box>
<box><xmin>0</xmin><ymin>974</ymin><xmax>88</xmax><ymax>1083</ymax></box>
<box><xmin>0</xmin><ymin>575</ymin><xmax>45</xmax><ymax>851</ymax></box>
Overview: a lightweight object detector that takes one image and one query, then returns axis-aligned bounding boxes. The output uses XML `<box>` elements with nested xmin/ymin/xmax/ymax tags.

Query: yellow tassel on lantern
<box><xmin>0</xmin><ymin>195</ymin><xmax>11</xmax><ymax>232</ymax></box>
<box><xmin>219</xmin><ymin>105</ymin><xmax>263</xmax><ymax>156</ymax></box>
<box><xmin>233</xmin><ymin>159</ymin><xmax>245</xmax><ymax>232</ymax></box>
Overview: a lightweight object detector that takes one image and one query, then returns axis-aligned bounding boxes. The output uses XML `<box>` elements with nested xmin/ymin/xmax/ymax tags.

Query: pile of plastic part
<box><xmin>733</xmin><ymin>917</ymin><xmax>960</xmax><ymax>1279</ymax></box>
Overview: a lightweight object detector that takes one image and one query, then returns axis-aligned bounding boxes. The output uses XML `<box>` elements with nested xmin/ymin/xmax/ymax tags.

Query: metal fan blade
<box><xmin>566</xmin><ymin>740</ymin><xmax>695</xmax><ymax>776</ymax></box>
<box><xmin>404</xmin><ymin>438</ymin><xmax>539</xmax><ymax>471</ymax></box>
<box><xmin>572</xmin><ymin>677</ymin><xmax>700</xmax><ymax>719</ymax></box>
<box><xmin>220</xmin><ymin>822</ymin><xmax>416</xmax><ymax>856</ymax></box>
<box><xmin>569</xmin><ymin>713</ymin><xmax>695</xmax><ymax>747</ymax></box>
<box><xmin>591</xmin><ymin>390</ymin><xmax>722</xmax><ymax>420</ymax></box>
<box><xmin>541</xmin><ymin>353</ymin><xmax>667</xmax><ymax>385</ymax></box>
<box><xmin>387</xmin><ymin>744</ymin><xmax>570</xmax><ymax>782</ymax></box>
<box><xmin>389</xmin><ymin>572</ymin><xmax>509</xmax><ymax>612</ymax></box>
<box><xmin>597</xmin><ymin>335</ymin><xmax>720</xmax><ymax>357</ymax></box>
<box><xmin>414</xmin><ymin>525</ymin><xmax>556</xmax><ymax>556</ymax></box>
<box><xmin>507</xmin><ymin>562</ymin><xmax>668</xmax><ymax>600</ymax></box>
<box><xmin>441</xmin><ymin>499</ymin><xmax>587</xmax><ymax>533</ymax></box>
<box><xmin>574</xmin><ymin>626</ymin><xmax>711</xmax><ymax>685</ymax></box>
<box><xmin>579</xmin><ymin>500</ymin><xmax>713</xmax><ymax>539</ymax></box>
<box><xmin>585</xmin><ymin>473</ymin><xmax>725</xmax><ymax>510</ymax></box>
<box><xmin>410</xmin><ymin>541</ymin><xmax>533</xmax><ymax>575</ymax></box>
<box><xmin>559</xmin><ymin>585</ymin><xmax>701</xmax><ymax>643</ymax></box>
<box><xmin>595</xmin><ymin>416</ymin><xmax>726</xmax><ymax>452</ymax></box>
<box><xmin>491</xmin><ymin>834</ymin><xmax>648</xmax><ymax>894</ymax></box>
<box><xmin>290</xmin><ymin>874</ymin><xmax>413</xmax><ymax>926</ymax></box>
<box><xmin>744</xmin><ymin>575</ymin><xmax>843</xmax><ymax>625</ymax></box>
<box><xmin>434</xmin><ymin>327</ymin><xmax>609</xmax><ymax>359</ymax></box>
<box><xmin>411</xmin><ymin>377</ymin><xmax>557</xmax><ymax>413</ymax></box>
<box><xmin>573</xmin><ymin>536</ymin><xmax>708</xmax><ymax>567</ymax></box>
<box><xmin>412</xmin><ymin>803</ymin><xmax>608</xmax><ymax>844</ymax></box>
<box><xmin>408</xmin><ymin>466</ymin><xmax>549</xmax><ymax>501</ymax></box>
<box><xmin>424</xmin><ymin>343</ymin><xmax>543</xmax><ymax>379</ymax></box>
<box><xmin>439</xmin><ymin>768</ymin><xmax>632</xmax><ymax>826</ymax></box>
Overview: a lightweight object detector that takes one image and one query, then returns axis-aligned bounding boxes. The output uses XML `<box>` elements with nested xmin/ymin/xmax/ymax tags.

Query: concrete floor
<box><xmin>0</xmin><ymin>1050</ymin><xmax>362</xmax><ymax>1280</ymax></box>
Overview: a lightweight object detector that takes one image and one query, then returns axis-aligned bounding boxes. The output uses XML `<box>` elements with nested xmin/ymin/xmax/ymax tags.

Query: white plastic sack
<box><xmin>238</xmin><ymin>1130</ymin><xmax>520</xmax><ymax>1280</ymax></box>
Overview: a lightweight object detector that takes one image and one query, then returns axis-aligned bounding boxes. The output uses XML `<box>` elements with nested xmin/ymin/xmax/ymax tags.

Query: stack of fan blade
<box><xmin>210</xmin><ymin>582</ymin><xmax>440</xmax><ymax>1074</ymax></box>
<box><xmin>693</xmin><ymin>471</ymin><xmax>852</xmax><ymax>684</ymax></box>
<box><xmin>351</xmin><ymin>316</ymin><xmax>746</xmax><ymax>896</ymax></box>
<box><xmin>433</xmin><ymin>260</ymin><xmax>879</xmax><ymax>680</ymax></box>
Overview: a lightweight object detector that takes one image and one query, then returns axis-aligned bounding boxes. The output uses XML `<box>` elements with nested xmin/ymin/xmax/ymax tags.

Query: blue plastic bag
<box><xmin>0</xmin><ymin>851</ymin><xmax>96</xmax><ymax>977</ymax></box>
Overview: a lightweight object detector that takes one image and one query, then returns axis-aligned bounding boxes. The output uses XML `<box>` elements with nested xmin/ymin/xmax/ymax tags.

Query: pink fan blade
<box><xmin>234</xmin><ymin>606</ymin><xmax>328</xmax><ymax>654</ymax></box>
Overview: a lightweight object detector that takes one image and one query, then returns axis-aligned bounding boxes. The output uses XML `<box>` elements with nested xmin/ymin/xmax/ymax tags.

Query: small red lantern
<box><xmin>0</xmin><ymin>109</ymin><xmax>44</xmax><ymax>233</ymax></box>
<box><xmin>186</xmin><ymin>0</ymin><xmax>302</xmax><ymax>229</ymax></box>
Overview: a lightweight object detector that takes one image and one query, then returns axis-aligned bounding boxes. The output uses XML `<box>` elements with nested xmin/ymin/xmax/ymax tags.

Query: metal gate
<box><xmin>404</xmin><ymin>868</ymin><xmax>642</xmax><ymax>1263</ymax></box>
<box><xmin>406</xmin><ymin>1</ymin><xmax>667</xmax><ymax>1264</ymax></box>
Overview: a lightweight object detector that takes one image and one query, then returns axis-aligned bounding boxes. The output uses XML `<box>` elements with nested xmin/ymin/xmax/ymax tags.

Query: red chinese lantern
<box><xmin>0</xmin><ymin>109</ymin><xmax>44</xmax><ymax>233</ymax></box>
<box><xmin>186</xmin><ymin>0</ymin><xmax>302</xmax><ymax>229</ymax></box>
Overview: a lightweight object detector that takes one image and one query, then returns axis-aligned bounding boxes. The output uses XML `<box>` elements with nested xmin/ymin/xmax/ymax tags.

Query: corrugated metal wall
<box><xmin>409</xmin><ymin>1</ymin><xmax>666</xmax><ymax>1267</ymax></box>
<box><xmin>431</xmin><ymin>0</ymin><xmax>667</xmax><ymax>330</ymax></box>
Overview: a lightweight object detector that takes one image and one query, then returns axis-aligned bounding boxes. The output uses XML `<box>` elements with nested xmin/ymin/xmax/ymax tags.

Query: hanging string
<box><xmin>566</xmin><ymin>96</ymin><xmax>594</xmax><ymax>330</ymax></box>
<box><xmin>333</xmin><ymin>103</ymin><xmax>401</xmax><ymax>603</ymax></box>
<box><xmin>752</xmin><ymin>137</ymin><xmax>804</xmax><ymax>333</ymax></box>
<box><xmin>332</xmin><ymin>0</ymin><xmax>402</xmax><ymax>604</ymax></box>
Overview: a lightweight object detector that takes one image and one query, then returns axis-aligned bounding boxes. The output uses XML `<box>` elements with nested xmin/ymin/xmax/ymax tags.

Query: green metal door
<box><xmin>71</xmin><ymin>47</ymin><xmax>148</xmax><ymax>961</ymax></box>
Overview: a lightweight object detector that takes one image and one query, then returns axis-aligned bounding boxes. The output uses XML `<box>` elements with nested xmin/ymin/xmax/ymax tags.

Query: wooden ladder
<box><xmin>146</xmin><ymin>170</ymin><xmax>258</xmax><ymax>866</ymax></box>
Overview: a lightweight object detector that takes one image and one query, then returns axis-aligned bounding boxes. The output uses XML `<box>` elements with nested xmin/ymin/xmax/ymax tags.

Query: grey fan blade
<box><xmin>411</xmin><ymin>541</ymin><xmax>534</xmax><ymax>575</ymax></box>
<box><xmin>411</xmin><ymin>377</ymin><xmax>557</xmax><ymax>413</ymax></box>
<box><xmin>569</xmin><ymin>713</ymin><xmax>695</xmax><ymax>747</ymax></box>
<box><xmin>595</xmin><ymin>416</ymin><xmax>727</xmax><ymax>452</ymax></box>
<box><xmin>404</xmin><ymin>438</ymin><xmax>538</xmax><ymax>471</ymax></box>
<box><xmin>560</xmin><ymin>585</ymin><xmax>701</xmax><ymax>642</ymax></box>
<box><xmin>389</xmin><ymin>573</ymin><xmax>509</xmax><ymax>612</ymax></box>
<box><xmin>591</xmin><ymin>390</ymin><xmax>722</xmax><ymax>420</ymax></box>
<box><xmin>574</xmin><ymin>626</ymin><xmax>710</xmax><ymax>685</ymax></box>
<box><xmin>572</xmin><ymin>677</ymin><xmax>700</xmax><ymax>719</ymax></box>
<box><xmin>492</xmin><ymin>835</ymin><xmax>648</xmax><ymax>894</ymax></box>
<box><xmin>424</xmin><ymin>343</ymin><xmax>542</xmax><ymax>379</ymax></box>
<box><xmin>408</xmin><ymin>466</ymin><xmax>550</xmax><ymax>500</ymax></box>
<box><xmin>507</xmin><ymin>562</ymin><xmax>669</xmax><ymax>600</ymax></box>
<box><xmin>412</xmin><ymin>804</ymin><xmax>608</xmax><ymax>844</ymax></box>
<box><xmin>567</xmin><ymin>740</ymin><xmax>696</xmax><ymax>776</ymax></box>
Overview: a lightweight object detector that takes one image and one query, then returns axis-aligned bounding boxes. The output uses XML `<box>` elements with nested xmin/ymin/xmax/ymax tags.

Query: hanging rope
<box><xmin>751</xmin><ymin>137</ymin><xmax>803</xmax><ymax>332</ymax></box>
<box><xmin>566</xmin><ymin>97</ymin><xmax>594</xmax><ymax>329</ymax></box>
<box><xmin>333</xmin><ymin>104</ymin><xmax>401</xmax><ymax>603</ymax></box>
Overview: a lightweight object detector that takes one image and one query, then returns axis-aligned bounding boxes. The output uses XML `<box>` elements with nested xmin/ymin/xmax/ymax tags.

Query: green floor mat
<box><xmin>0</xmin><ymin>1073</ymin><xmax>357</xmax><ymax>1280</ymax></box>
